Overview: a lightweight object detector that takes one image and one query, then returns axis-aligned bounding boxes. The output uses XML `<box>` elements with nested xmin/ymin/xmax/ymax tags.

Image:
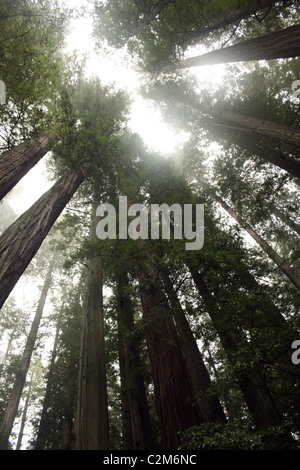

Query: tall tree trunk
<box><xmin>212</xmin><ymin>192</ymin><xmax>300</xmax><ymax>288</ymax></box>
<box><xmin>175</xmin><ymin>24</ymin><xmax>300</xmax><ymax>68</ymax></box>
<box><xmin>61</xmin><ymin>374</ymin><xmax>76</xmax><ymax>450</ymax></box>
<box><xmin>117</xmin><ymin>272</ymin><xmax>156</xmax><ymax>450</ymax></box>
<box><xmin>0</xmin><ymin>135</ymin><xmax>52</xmax><ymax>201</ymax></box>
<box><xmin>15</xmin><ymin>377</ymin><xmax>33</xmax><ymax>450</ymax></box>
<box><xmin>182</xmin><ymin>0</ymin><xmax>288</xmax><ymax>44</ymax></box>
<box><xmin>138</xmin><ymin>266</ymin><xmax>202</xmax><ymax>450</ymax></box>
<box><xmin>0</xmin><ymin>168</ymin><xmax>87</xmax><ymax>310</ymax></box>
<box><xmin>34</xmin><ymin>301</ymin><xmax>64</xmax><ymax>450</ymax></box>
<box><xmin>160</xmin><ymin>269</ymin><xmax>227</xmax><ymax>424</ymax></box>
<box><xmin>215</xmin><ymin>127</ymin><xmax>300</xmax><ymax>177</ymax></box>
<box><xmin>74</xmin><ymin>191</ymin><xmax>109</xmax><ymax>450</ymax></box>
<box><xmin>187</xmin><ymin>263</ymin><xmax>285</xmax><ymax>435</ymax></box>
<box><xmin>0</xmin><ymin>255</ymin><xmax>56</xmax><ymax>450</ymax></box>
<box><xmin>176</xmin><ymin>94</ymin><xmax>300</xmax><ymax>148</ymax></box>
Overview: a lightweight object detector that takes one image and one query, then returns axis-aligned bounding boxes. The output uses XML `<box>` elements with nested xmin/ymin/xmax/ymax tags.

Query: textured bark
<box><xmin>178</xmin><ymin>95</ymin><xmax>300</xmax><ymax>148</ymax></box>
<box><xmin>183</xmin><ymin>0</ymin><xmax>287</xmax><ymax>43</ymax></box>
<box><xmin>138</xmin><ymin>268</ymin><xmax>202</xmax><ymax>450</ymax></box>
<box><xmin>213</xmin><ymin>193</ymin><xmax>300</xmax><ymax>288</ymax></box>
<box><xmin>0</xmin><ymin>135</ymin><xmax>52</xmax><ymax>201</ymax></box>
<box><xmin>160</xmin><ymin>270</ymin><xmax>227</xmax><ymax>424</ymax></box>
<box><xmin>0</xmin><ymin>168</ymin><xmax>86</xmax><ymax>310</ymax></box>
<box><xmin>74</xmin><ymin>192</ymin><xmax>109</xmax><ymax>450</ymax></box>
<box><xmin>176</xmin><ymin>24</ymin><xmax>300</xmax><ymax>68</ymax></box>
<box><xmin>117</xmin><ymin>272</ymin><xmax>156</xmax><ymax>450</ymax></box>
<box><xmin>0</xmin><ymin>256</ymin><xmax>55</xmax><ymax>450</ymax></box>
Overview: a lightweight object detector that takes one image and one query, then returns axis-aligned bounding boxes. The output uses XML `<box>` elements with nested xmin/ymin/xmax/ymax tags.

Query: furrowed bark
<box><xmin>0</xmin><ymin>168</ymin><xmax>86</xmax><ymax>310</ymax></box>
<box><xmin>138</xmin><ymin>267</ymin><xmax>202</xmax><ymax>450</ymax></box>
<box><xmin>74</xmin><ymin>191</ymin><xmax>109</xmax><ymax>450</ymax></box>
<box><xmin>0</xmin><ymin>135</ymin><xmax>52</xmax><ymax>201</ymax></box>
<box><xmin>176</xmin><ymin>24</ymin><xmax>300</xmax><ymax>68</ymax></box>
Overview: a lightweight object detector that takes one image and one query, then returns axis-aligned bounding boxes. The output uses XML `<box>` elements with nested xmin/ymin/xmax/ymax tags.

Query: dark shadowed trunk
<box><xmin>138</xmin><ymin>266</ymin><xmax>202</xmax><ymax>450</ymax></box>
<box><xmin>0</xmin><ymin>135</ymin><xmax>52</xmax><ymax>201</ymax></box>
<box><xmin>0</xmin><ymin>168</ymin><xmax>87</xmax><ymax>310</ymax></box>
<box><xmin>187</xmin><ymin>261</ymin><xmax>294</xmax><ymax>448</ymax></box>
<box><xmin>0</xmin><ymin>255</ymin><xmax>56</xmax><ymax>450</ymax></box>
<box><xmin>34</xmin><ymin>301</ymin><xmax>64</xmax><ymax>450</ymax></box>
<box><xmin>117</xmin><ymin>272</ymin><xmax>157</xmax><ymax>450</ymax></box>
<box><xmin>160</xmin><ymin>270</ymin><xmax>227</xmax><ymax>424</ymax></box>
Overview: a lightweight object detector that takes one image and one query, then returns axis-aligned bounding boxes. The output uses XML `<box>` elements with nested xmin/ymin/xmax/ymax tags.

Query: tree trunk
<box><xmin>0</xmin><ymin>255</ymin><xmax>55</xmax><ymax>450</ymax></box>
<box><xmin>117</xmin><ymin>272</ymin><xmax>156</xmax><ymax>450</ymax></box>
<box><xmin>160</xmin><ymin>269</ymin><xmax>227</xmax><ymax>424</ymax></box>
<box><xmin>0</xmin><ymin>168</ymin><xmax>87</xmax><ymax>310</ymax></box>
<box><xmin>187</xmin><ymin>264</ymin><xmax>284</xmax><ymax>434</ymax></box>
<box><xmin>138</xmin><ymin>267</ymin><xmax>202</xmax><ymax>450</ymax></box>
<box><xmin>15</xmin><ymin>378</ymin><xmax>33</xmax><ymax>450</ymax></box>
<box><xmin>74</xmin><ymin>191</ymin><xmax>109</xmax><ymax>450</ymax></box>
<box><xmin>182</xmin><ymin>0</ymin><xmax>287</xmax><ymax>44</ymax></box>
<box><xmin>215</xmin><ymin>127</ymin><xmax>300</xmax><ymax>177</ymax></box>
<box><xmin>177</xmin><ymin>94</ymin><xmax>300</xmax><ymax>148</ymax></box>
<box><xmin>273</xmin><ymin>206</ymin><xmax>300</xmax><ymax>235</ymax></box>
<box><xmin>34</xmin><ymin>301</ymin><xmax>64</xmax><ymax>450</ymax></box>
<box><xmin>213</xmin><ymin>192</ymin><xmax>300</xmax><ymax>288</ymax></box>
<box><xmin>0</xmin><ymin>135</ymin><xmax>51</xmax><ymax>201</ymax></box>
<box><xmin>176</xmin><ymin>24</ymin><xmax>300</xmax><ymax>68</ymax></box>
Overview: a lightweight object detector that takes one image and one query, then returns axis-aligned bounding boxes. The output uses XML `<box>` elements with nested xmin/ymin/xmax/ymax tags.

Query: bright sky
<box><xmin>6</xmin><ymin>0</ymin><xmax>226</xmax><ymax>216</ymax></box>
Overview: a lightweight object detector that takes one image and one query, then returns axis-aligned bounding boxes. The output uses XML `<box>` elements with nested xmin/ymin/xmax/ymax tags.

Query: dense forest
<box><xmin>0</xmin><ymin>0</ymin><xmax>299</xmax><ymax>452</ymax></box>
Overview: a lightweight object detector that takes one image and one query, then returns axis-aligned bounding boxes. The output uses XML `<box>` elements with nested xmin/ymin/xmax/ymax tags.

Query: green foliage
<box><xmin>179</xmin><ymin>420</ymin><xmax>299</xmax><ymax>450</ymax></box>
<box><xmin>0</xmin><ymin>0</ymin><xmax>70</xmax><ymax>149</ymax></box>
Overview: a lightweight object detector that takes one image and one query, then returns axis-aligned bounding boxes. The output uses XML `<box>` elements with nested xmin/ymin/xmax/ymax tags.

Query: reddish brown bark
<box><xmin>176</xmin><ymin>24</ymin><xmax>300</xmax><ymax>68</ymax></box>
<box><xmin>0</xmin><ymin>168</ymin><xmax>86</xmax><ymax>310</ymax></box>
<box><xmin>138</xmin><ymin>269</ymin><xmax>202</xmax><ymax>450</ymax></box>
<box><xmin>0</xmin><ymin>135</ymin><xmax>52</xmax><ymax>201</ymax></box>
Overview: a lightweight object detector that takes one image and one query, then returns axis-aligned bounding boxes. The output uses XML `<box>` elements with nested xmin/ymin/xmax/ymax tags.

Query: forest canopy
<box><xmin>0</xmin><ymin>0</ymin><xmax>299</xmax><ymax>452</ymax></box>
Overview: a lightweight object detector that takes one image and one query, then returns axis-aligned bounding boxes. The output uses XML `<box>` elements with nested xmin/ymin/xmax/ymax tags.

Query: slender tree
<box><xmin>0</xmin><ymin>255</ymin><xmax>56</xmax><ymax>450</ymax></box>
<box><xmin>211</xmin><ymin>191</ymin><xmax>300</xmax><ymax>288</ymax></box>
